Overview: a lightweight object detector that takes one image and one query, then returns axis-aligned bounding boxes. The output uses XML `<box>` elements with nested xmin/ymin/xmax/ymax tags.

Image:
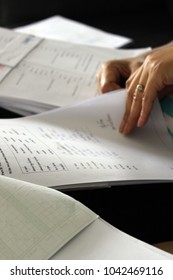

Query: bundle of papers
<box><xmin>0</xmin><ymin>26</ymin><xmax>150</xmax><ymax>116</ymax></box>
<box><xmin>0</xmin><ymin>175</ymin><xmax>172</xmax><ymax>260</ymax></box>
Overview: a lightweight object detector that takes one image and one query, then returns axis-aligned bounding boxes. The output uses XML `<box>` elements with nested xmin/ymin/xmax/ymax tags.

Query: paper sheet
<box><xmin>15</xmin><ymin>15</ymin><xmax>132</xmax><ymax>48</ymax></box>
<box><xmin>0</xmin><ymin>175</ymin><xmax>97</xmax><ymax>259</ymax></box>
<box><xmin>52</xmin><ymin>218</ymin><xmax>173</xmax><ymax>260</ymax></box>
<box><xmin>0</xmin><ymin>90</ymin><xmax>173</xmax><ymax>189</ymax></box>
<box><xmin>0</xmin><ymin>27</ymin><xmax>150</xmax><ymax>114</ymax></box>
<box><xmin>0</xmin><ymin>27</ymin><xmax>41</xmax><ymax>67</ymax></box>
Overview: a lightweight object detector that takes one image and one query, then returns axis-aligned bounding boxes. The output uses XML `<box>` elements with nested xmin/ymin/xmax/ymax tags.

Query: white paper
<box><xmin>0</xmin><ymin>64</ymin><xmax>11</xmax><ymax>82</ymax></box>
<box><xmin>0</xmin><ymin>175</ymin><xmax>97</xmax><ymax>260</ymax></box>
<box><xmin>0</xmin><ymin>27</ymin><xmax>150</xmax><ymax>115</ymax></box>
<box><xmin>0</xmin><ymin>90</ymin><xmax>173</xmax><ymax>189</ymax></box>
<box><xmin>0</xmin><ymin>175</ymin><xmax>171</xmax><ymax>260</ymax></box>
<box><xmin>0</xmin><ymin>27</ymin><xmax>42</xmax><ymax>67</ymax></box>
<box><xmin>15</xmin><ymin>15</ymin><xmax>132</xmax><ymax>48</ymax></box>
<box><xmin>52</xmin><ymin>218</ymin><xmax>173</xmax><ymax>260</ymax></box>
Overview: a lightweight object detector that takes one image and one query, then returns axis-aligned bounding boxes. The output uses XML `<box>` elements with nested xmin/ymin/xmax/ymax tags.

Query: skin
<box><xmin>97</xmin><ymin>41</ymin><xmax>173</xmax><ymax>134</ymax></box>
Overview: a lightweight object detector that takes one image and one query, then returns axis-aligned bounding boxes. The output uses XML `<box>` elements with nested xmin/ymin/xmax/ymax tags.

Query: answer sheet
<box><xmin>0</xmin><ymin>90</ymin><xmax>173</xmax><ymax>188</ymax></box>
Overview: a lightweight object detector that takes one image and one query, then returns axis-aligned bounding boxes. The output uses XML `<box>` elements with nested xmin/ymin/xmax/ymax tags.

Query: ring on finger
<box><xmin>135</xmin><ymin>83</ymin><xmax>145</xmax><ymax>93</ymax></box>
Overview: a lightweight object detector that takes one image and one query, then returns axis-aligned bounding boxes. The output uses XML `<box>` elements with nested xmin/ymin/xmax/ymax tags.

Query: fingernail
<box><xmin>137</xmin><ymin>116</ymin><xmax>144</xmax><ymax>127</ymax></box>
<box><xmin>119</xmin><ymin>120</ymin><xmax>125</xmax><ymax>133</ymax></box>
<box><xmin>123</xmin><ymin>124</ymin><xmax>130</xmax><ymax>134</ymax></box>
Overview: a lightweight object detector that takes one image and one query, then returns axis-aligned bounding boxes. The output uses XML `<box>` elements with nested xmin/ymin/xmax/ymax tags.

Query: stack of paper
<box><xmin>0</xmin><ymin>27</ymin><xmax>150</xmax><ymax>115</ymax></box>
<box><xmin>0</xmin><ymin>175</ymin><xmax>172</xmax><ymax>260</ymax></box>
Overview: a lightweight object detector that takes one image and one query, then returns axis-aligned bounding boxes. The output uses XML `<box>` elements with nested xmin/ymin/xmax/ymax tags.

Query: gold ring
<box><xmin>136</xmin><ymin>84</ymin><xmax>145</xmax><ymax>93</ymax></box>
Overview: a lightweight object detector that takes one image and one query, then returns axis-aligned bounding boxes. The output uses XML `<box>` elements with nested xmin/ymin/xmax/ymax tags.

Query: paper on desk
<box><xmin>0</xmin><ymin>27</ymin><xmax>41</xmax><ymax>67</ymax></box>
<box><xmin>0</xmin><ymin>28</ymin><xmax>150</xmax><ymax>115</ymax></box>
<box><xmin>15</xmin><ymin>15</ymin><xmax>132</xmax><ymax>48</ymax></box>
<box><xmin>1</xmin><ymin>175</ymin><xmax>171</xmax><ymax>260</ymax></box>
<box><xmin>0</xmin><ymin>175</ymin><xmax>97</xmax><ymax>260</ymax></box>
<box><xmin>0</xmin><ymin>64</ymin><xmax>11</xmax><ymax>82</ymax></box>
<box><xmin>52</xmin><ymin>218</ymin><xmax>173</xmax><ymax>260</ymax></box>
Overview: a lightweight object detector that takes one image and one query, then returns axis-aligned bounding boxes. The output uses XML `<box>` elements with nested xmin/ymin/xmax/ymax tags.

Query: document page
<box><xmin>0</xmin><ymin>64</ymin><xmax>11</xmax><ymax>82</ymax></box>
<box><xmin>0</xmin><ymin>90</ymin><xmax>173</xmax><ymax>189</ymax></box>
<box><xmin>0</xmin><ymin>32</ymin><xmax>150</xmax><ymax>114</ymax></box>
<box><xmin>0</xmin><ymin>175</ymin><xmax>97</xmax><ymax>259</ymax></box>
<box><xmin>52</xmin><ymin>218</ymin><xmax>173</xmax><ymax>260</ymax></box>
<box><xmin>15</xmin><ymin>15</ymin><xmax>132</xmax><ymax>48</ymax></box>
<box><xmin>0</xmin><ymin>27</ymin><xmax>41</xmax><ymax>84</ymax></box>
<box><xmin>0</xmin><ymin>27</ymin><xmax>41</xmax><ymax>67</ymax></box>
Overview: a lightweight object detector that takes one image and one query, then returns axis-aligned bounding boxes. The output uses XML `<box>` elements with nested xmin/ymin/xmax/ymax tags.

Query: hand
<box><xmin>97</xmin><ymin>56</ymin><xmax>145</xmax><ymax>94</ymax></box>
<box><xmin>97</xmin><ymin>41</ymin><xmax>173</xmax><ymax>134</ymax></box>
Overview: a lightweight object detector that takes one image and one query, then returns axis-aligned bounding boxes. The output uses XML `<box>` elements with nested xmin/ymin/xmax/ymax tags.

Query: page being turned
<box><xmin>0</xmin><ymin>90</ymin><xmax>173</xmax><ymax>189</ymax></box>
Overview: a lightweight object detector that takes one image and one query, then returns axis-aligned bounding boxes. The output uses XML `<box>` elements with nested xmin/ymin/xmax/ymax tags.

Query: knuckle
<box><xmin>145</xmin><ymin>54</ymin><xmax>161</xmax><ymax>72</ymax></box>
<box><xmin>102</xmin><ymin>60</ymin><xmax>114</xmax><ymax>70</ymax></box>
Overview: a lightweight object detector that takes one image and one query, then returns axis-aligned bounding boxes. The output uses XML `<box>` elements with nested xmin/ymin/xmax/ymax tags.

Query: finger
<box><xmin>97</xmin><ymin>60</ymin><xmax>131</xmax><ymax>94</ymax></box>
<box><xmin>97</xmin><ymin>62</ymin><xmax>120</xmax><ymax>94</ymax></box>
<box><xmin>122</xmin><ymin>90</ymin><xmax>143</xmax><ymax>134</ymax></box>
<box><xmin>100</xmin><ymin>81</ymin><xmax>121</xmax><ymax>94</ymax></box>
<box><xmin>119</xmin><ymin>67</ymin><xmax>145</xmax><ymax>133</ymax></box>
<box><xmin>97</xmin><ymin>72</ymin><xmax>120</xmax><ymax>95</ymax></box>
<box><xmin>137</xmin><ymin>79</ymin><xmax>160</xmax><ymax>127</ymax></box>
<box><xmin>119</xmin><ymin>89</ymin><xmax>133</xmax><ymax>132</ymax></box>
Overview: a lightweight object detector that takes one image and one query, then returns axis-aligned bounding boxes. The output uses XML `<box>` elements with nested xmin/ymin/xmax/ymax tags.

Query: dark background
<box><xmin>0</xmin><ymin>0</ymin><xmax>173</xmax><ymax>245</ymax></box>
<box><xmin>0</xmin><ymin>0</ymin><xmax>173</xmax><ymax>48</ymax></box>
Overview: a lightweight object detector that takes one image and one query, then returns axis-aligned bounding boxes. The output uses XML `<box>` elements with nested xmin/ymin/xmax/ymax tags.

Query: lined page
<box><xmin>0</xmin><ymin>176</ymin><xmax>97</xmax><ymax>260</ymax></box>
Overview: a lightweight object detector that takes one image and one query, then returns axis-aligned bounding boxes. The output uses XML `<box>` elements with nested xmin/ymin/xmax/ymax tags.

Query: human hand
<box><xmin>97</xmin><ymin>56</ymin><xmax>145</xmax><ymax>94</ymax></box>
<box><xmin>97</xmin><ymin>42</ymin><xmax>173</xmax><ymax>134</ymax></box>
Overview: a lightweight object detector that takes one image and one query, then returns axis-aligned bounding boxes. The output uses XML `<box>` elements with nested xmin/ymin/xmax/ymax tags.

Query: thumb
<box><xmin>100</xmin><ymin>82</ymin><xmax>121</xmax><ymax>94</ymax></box>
